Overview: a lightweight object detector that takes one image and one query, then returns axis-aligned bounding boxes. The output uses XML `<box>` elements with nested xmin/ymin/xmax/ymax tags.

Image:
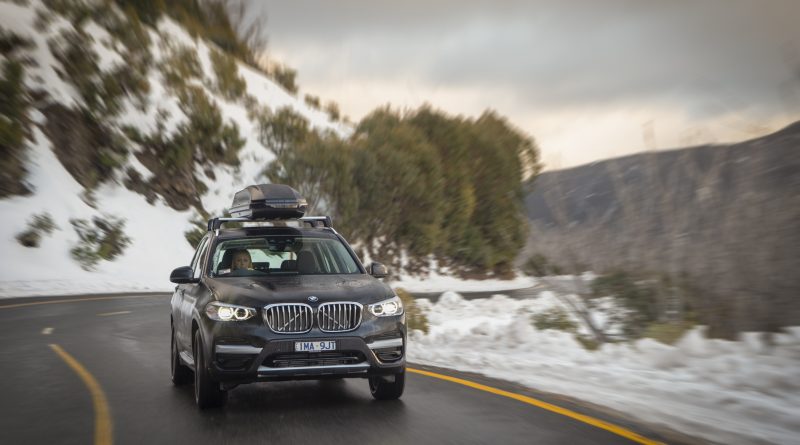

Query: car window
<box><xmin>193</xmin><ymin>237</ymin><xmax>210</xmax><ymax>280</ymax></box>
<box><xmin>189</xmin><ymin>236</ymin><xmax>209</xmax><ymax>272</ymax></box>
<box><xmin>209</xmin><ymin>234</ymin><xmax>360</xmax><ymax>277</ymax></box>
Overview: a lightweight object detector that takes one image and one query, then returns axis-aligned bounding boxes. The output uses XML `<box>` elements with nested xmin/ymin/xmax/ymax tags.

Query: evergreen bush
<box><xmin>70</xmin><ymin>216</ymin><xmax>131</xmax><ymax>270</ymax></box>
<box><xmin>532</xmin><ymin>307</ymin><xmax>578</xmax><ymax>332</ymax></box>
<box><xmin>0</xmin><ymin>31</ymin><xmax>32</xmax><ymax>197</ymax></box>
<box><xmin>209</xmin><ymin>48</ymin><xmax>246</xmax><ymax>101</ymax></box>
<box><xmin>395</xmin><ymin>288</ymin><xmax>429</xmax><ymax>334</ymax></box>
<box><xmin>270</xmin><ymin>63</ymin><xmax>298</xmax><ymax>94</ymax></box>
<box><xmin>303</xmin><ymin>94</ymin><xmax>320</xmax><ymax>109</ymax></box>
<box><xmin>16</xmin><ymin>213</ymin><xmax>58</xmax><ymax>248</ymax></box>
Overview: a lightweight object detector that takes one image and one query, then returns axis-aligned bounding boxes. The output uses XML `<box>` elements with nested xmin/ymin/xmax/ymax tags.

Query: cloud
<box><xmin>248</xmin><ymin>0</ymin><xmax>800</xmax><ymax>166</ymax></box>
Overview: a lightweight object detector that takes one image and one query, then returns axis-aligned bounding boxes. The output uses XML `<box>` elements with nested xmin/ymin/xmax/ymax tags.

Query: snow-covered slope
<box><xmin>0</xmin><ymin>1</ymin><xmax>346</xmax><ymax>297</ymax></box>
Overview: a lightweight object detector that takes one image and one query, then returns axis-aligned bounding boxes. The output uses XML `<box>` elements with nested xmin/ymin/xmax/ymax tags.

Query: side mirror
<box><xmin>369</xmin><ymin>262</ymin><xmax>388</xmax><ymax>279</ymax></box>
<box><xmin>170</xmin><ymin>266</ymin><xmax>198</xmax><ymax>284</ymax></box>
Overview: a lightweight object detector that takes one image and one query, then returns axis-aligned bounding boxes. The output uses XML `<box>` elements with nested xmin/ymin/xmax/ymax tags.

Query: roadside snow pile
<box><xmin>409</xmin><ymin>292</ymin><xmax>800</xmax><ymax>445</ymax></box>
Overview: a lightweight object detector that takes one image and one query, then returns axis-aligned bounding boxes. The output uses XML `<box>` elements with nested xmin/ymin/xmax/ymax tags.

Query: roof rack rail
<box><xmin>300</xmin><ymin>216</ymin><xmax>333</xmax><ymax>228</ymax></box>
<box><xmin>207</xmin><ymin>217</ymin><xmax>249</xmax><ymax>231</ymax></box>
<box><xmin>207</xmin><ymin>216</ymin><xmax>334</xmax><ymax>232</ymax></box>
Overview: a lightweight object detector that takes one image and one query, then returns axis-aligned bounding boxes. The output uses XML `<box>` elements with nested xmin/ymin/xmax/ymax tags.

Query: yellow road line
<box><xmin>0</xmin><ymin>294</ymin><xmax>166</xmax><ymax>310</ymax></box>
<box><xmin>49</xmin><ymin>344</ymin><xmax>113</xmax><ymax>445</ymax></box>
<box><xmin>407</xmin><ymin>368</ymin><xmax>663</xmax><ymax>445</ymax></box>
<box><xmin>97</xmin><ymin>311</ymin><xmax>132</xmax><ymax>317</ymax></box>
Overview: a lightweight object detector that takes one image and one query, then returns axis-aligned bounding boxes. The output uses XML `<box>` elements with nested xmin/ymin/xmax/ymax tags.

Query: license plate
<box><xmin>295</xmin><ymin>341</ymin><xmax>336</xmax><ymax>352</ymax></box>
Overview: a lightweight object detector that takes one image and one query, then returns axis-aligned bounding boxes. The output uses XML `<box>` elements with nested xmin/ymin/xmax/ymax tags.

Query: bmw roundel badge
<box><xmin>307</xmin><ymin>296</ymin><xmax>319</xmax><ymax>303</ymax></box>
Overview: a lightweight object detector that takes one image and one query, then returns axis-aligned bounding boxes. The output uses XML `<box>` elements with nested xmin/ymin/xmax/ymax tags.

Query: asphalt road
<box><xmin>0</xmin><ymin>293</ymin><xmax>677</xmax><ymax>445</ymax></box>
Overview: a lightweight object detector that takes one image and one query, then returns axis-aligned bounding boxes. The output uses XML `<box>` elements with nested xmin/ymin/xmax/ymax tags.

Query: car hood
<box><xmin>204</xmin><ymin>274</ymin><xmax>394</xmax><ymax>307</ymax></box>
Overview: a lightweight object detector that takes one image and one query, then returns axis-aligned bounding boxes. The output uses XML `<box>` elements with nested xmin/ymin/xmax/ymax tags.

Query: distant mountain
<box><xmin>523</xmin><ymin>121</ymin><xmax>800</xmax><ymax>334</ymax></box>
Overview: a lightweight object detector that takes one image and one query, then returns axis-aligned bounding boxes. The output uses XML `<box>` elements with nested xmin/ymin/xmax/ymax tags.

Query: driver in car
<box><xmin>231</xmin><ymin>249</ymin><xmax>253</xmax><ymax>271</ymax></box>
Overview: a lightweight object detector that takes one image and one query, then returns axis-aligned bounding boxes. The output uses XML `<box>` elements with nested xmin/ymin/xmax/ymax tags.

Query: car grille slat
<box><xmin>265</xmin><ymin>302</ymin><xmax>362</xmax><ymax>333</ymax></box>
<box><xmin>317</xmin><ymin>302</ymin><xmax>362</xmax><ymax>332</ymax></box>
<box><xmin>264</xmin><ymin>304</ymin><xmax>313</xmax><ymax>334</ymax></box>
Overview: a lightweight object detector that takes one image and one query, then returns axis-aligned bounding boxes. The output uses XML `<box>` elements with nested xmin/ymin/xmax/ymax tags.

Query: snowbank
<box><xmin>409</xmin><ymin>292</ymin><xmax>800</xmax><ymax>445</ymax></box>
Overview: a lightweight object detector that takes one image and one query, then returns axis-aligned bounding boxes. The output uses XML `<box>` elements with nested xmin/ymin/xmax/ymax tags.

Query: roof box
<box><xmin>229</xmin><ymin>184</ymin><xmax>308</xmax><ymax>219</ymax></box>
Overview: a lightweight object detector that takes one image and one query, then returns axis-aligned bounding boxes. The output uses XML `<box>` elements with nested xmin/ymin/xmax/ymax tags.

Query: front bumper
<box><xmin>203</xmin><ymin>316</ymin><xmax>406</xmax><ymax>383</ymax></box>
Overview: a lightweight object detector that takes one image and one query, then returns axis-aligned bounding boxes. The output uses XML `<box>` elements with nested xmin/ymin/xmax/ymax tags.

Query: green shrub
<box><xmin>243</xmin><ymin>94</ymin><xmax>260</xmax><ymax>118</ymax></box>
<box><xmin>395</xmin><ymin>288</ymin><xmax>429</xmax><ymax>334</ymax></box>
<box><xmin>70</xmin><ymin>216</ymin><xmax>131</xmax><ymax>270</ymax></box>
<box><xmin>164</xmin><ymin>0</ymin><xmax>252</xmax><ymax>61</ymax></box>
<box><xmin>270</xmin><ymin>63</ymin><xmax>298</xmax><ymax>94</ymax></box>
<box><xmin>49</xmin><ymin>29</ymin><xmax>125</xmax><ymax>117</ymax></box>
<box><xmin>574</xmin><ymin>335</ymin><xmax>600</xmax><ymax>351</ymax></box>
<box><xmin>16</xmin><ymin>213</ymin><xmax>58</xmax><ymax>248</ymax></box>
<box><xmin>41</xmin><ymin>104</ymin><xmax>129</xmax><ymax>192</ymax></box>
<box><xmin>0</xmin><ymin>33</ymin><xmax>32</xmax><ymax>198</ymax></box>
<box><xmin>257</xmin><ymin>106</ymin><xmax>310</xmax><ymax>156</ymax></box>
<box><xmin>125</xmin><ymin>89</ymin><xmax>243</xmax><ymax>211</ymax></box>
<box><xmin>324</xmin><ymin>101</ymin><xmax>340</xmax><ymax>121</ymax></box>
<box><xmin>642</xmin><ymin>321</ymin><xmax>694</xmax><ymax>345</ymax></box>
<box><xmin>532</xmin><ymin>307</ymin><xmax>578</xmax><ymax>332</ymax></box>
<box><xmin>184</xmin><ymin>218</ymin><xmax>207</xmax><ymax>249</ymax></box>
<box><xmin>113</xmin><ymin>0</ymin><xmax>165</xmax><ymax>26</ymax></box>
<box><xmin>209</xmin><ymin>48</ymin><xmax>246</xmax><ymax>101</ymax></box>
<box><xmin>523</xmin><ymin>254</ymin><xmax>560</xmax><ymax>277</ymax></box>
<box><xmin>160</xmin><ymin>43</ymin><xmax>202</xmax><ymax>90</ymax></box>
<box><xmin>106</xmin><ymin>5</ymin><xmax>152</xmax><ymax>107</ymax></box>
<box><xmin>177</xmin><ymin>86</ymin><xmax>244</xmax><ymax>165</ymax></box>
<box><xmin>34</xmin><ymin>8</ymin><xmax>55</xmax><ymax>32</ymax></box>
<box><xmin>592</xmin><ymin>271</ymin><xmax>660</xmax><ymax>338</ymax></box>
<box><xmin>304</xmin><ymin>94</ymin><xmax>320</xmax><ymax>109</ymax></box>
<box><xmin>263</xmin><ymin>105</ymin><xmax>541</xmax><ymax>275</ymax></box>
<box><xmin>43</xmin><ymin>0</ymin><xmax>102</xmax><ymax>27</ymax></box>
<box><xmin>264</xmin><ymin>130</ymin><xmax>352</xmax><ymax>225</ymax></box>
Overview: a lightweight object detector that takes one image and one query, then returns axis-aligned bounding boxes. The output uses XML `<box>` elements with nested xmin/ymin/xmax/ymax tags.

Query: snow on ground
<box><xmin>409</xmin><ymin>292</ymin><xmax>800</xmax><ymax>445</ymax></box>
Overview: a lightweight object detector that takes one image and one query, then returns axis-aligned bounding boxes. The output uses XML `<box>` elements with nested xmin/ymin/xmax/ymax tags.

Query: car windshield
<box><xmin>209</xmin><ymin>234</ymin><xmax>361</xmax><ymax>277</ymax></box>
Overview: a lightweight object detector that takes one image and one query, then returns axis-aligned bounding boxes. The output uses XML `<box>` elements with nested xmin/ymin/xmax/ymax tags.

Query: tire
<box><xmin>193</xmin><ymin>329</ymin><xmax>227</xmax><ymax>409</ymax></box>
<box><xmin>369</xmin><ymin>370</ymin><xmax>405</xmax><ymax>400</ymax></box>
<box><xmin>171</xmin><ymin>326</ymin><xmax>192</xmax><ymax>385</ymax></box>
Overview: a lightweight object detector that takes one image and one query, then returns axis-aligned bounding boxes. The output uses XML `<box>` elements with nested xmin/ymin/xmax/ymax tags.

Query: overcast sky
<box><xmin>248</xmin><ymin>0</ymin><xmax>800</xmax><ymax>169</ymax></box>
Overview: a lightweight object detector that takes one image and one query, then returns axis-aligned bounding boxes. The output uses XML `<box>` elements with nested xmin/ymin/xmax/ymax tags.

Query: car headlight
<box><xmin>205</xmin><ymin>301</ymin><xmax>256</xmax><ymax>321</ymax></box>
<box><xmin>368</xmin><ymin>296</ymin><xmax>404</xmax><ymax>317</ymax></box>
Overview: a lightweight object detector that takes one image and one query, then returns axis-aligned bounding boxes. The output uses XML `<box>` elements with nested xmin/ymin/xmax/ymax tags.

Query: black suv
<box><xmin>169</xmin><ymin>184</ymin><xmax>406</xmax><ymax>408</ymax></box>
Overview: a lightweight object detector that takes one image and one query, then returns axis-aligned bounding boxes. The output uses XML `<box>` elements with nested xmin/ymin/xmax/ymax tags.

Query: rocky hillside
<box><xmin>0</xmin><ymin>0</ymin><xmax>345</xmax><ymax>295</ymax></box>
<box><xmin>523</xmin><ymin>122</ymin><xmax>800</xmax><ymax>335</ymax></box>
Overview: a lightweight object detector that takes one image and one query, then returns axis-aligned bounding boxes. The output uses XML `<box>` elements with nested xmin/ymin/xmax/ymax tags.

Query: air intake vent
<box><xmin>264</xmin><ymin>304</ymin><xmax>313</xmax><ymax>334</ymax></box>
<box><xmin>317</xmin><ymin>302</ymin><xmax>362</xmax><ymax>332</ymax></box>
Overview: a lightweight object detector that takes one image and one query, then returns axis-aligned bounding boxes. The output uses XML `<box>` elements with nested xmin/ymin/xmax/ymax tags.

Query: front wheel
<box><xmin>369</xmin><ymin>370</ymin><xmax>405</xmax><ymax>400</ymax></box>
<box><xmin>193</xmin><ymin>329</ymin><xmax>227</xmax><ymax>408</ymax></box>
<box><xmin>171</xmin><ymin>326</ymin><xmax>192</xmax><ymax>385</ymax></box>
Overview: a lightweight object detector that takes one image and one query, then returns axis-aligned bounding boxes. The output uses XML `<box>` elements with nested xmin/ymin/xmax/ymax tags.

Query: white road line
<box><xmin>42</xmin><ymin>327</ymin><xmax>53</xmax><ymax>335</ymax></box>
<box><xmin>96</xmin><ymin>311</ymin><xmax>131</xmax><ymax>317</ymax></box>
